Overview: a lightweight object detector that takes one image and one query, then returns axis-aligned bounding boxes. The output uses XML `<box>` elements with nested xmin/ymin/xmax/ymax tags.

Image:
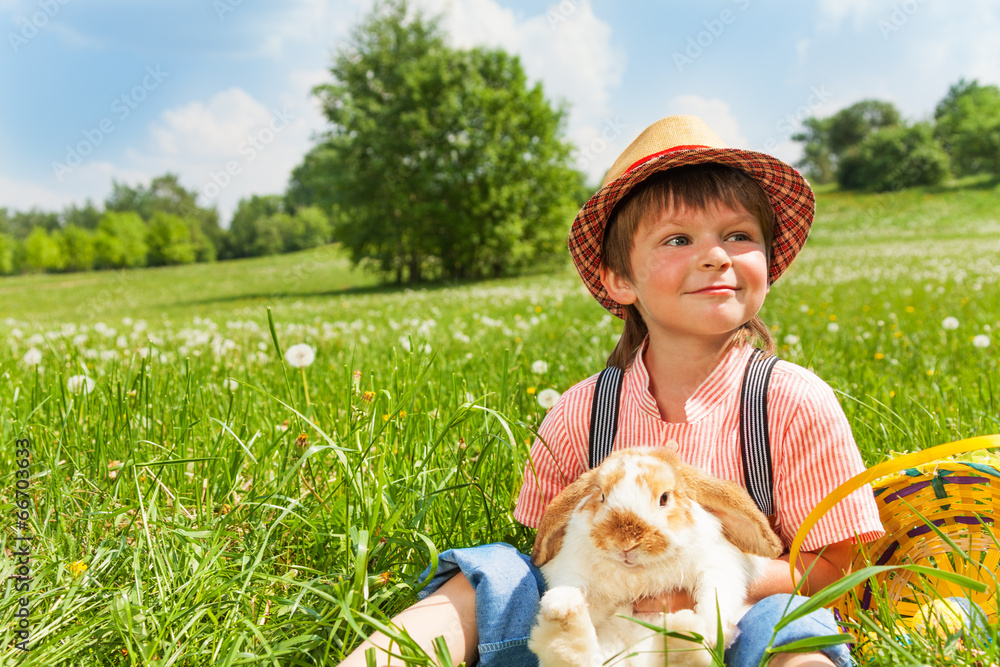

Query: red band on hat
<box><xmin>624</xmin><ymin>145</ymin><xmax>711</xmax><ymax>175</ymax></box>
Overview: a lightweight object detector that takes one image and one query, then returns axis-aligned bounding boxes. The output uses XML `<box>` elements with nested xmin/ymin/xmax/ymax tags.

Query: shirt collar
<box><xmin>625</xmin><ymin>339</ymin><xmax>755</xmax><ymax>423</ymax></box>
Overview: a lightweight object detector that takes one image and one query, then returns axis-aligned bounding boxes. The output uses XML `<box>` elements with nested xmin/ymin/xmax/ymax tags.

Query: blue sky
<box><xmin>2</xmin><ymin>0</ymin><xmax>998</xmax><ymax>225</ymax></box>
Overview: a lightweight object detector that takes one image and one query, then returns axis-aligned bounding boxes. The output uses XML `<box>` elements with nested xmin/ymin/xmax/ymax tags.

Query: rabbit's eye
<box><xmin>659</xmin><ymin>492</ymin><xmax>670</xmax><ymax>506</ymax></box>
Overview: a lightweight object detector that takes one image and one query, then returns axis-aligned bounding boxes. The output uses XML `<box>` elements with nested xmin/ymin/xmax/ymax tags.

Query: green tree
<box><xmin>8</xmin><ymin>208</ymin><xmax>60</xmax><ymax>239</ymax></box>
<box><xmin>281</xmin><ymin>206</ymin><xmax>330</xmax><ymax>252</ymax></box>
<box><xmin>826</xmin><ymin>100</ymin><xmax>901</xmax><ymax>156</ymax></box>
<box><xmin>837</xmin><ymin>123</ymin><xmax>950</xmax><ymax>192</ymax></box>
<box><xmin>147</xmin><ymin>212</ymin><xmax>197</xmax><ymax>266</ymax></box>
<box><xmin>106</xmin><ymin>174</ymin><xmax>221</xmax><ymax>260</ymax></box>
<box><xmin>229</xmin><ymin>195</ymin><xmax>285</xmax><ymax>258</ymax></box>
<box><xmin>60</xmin><ymin>225</ymin><xmax>97</xmax><ymax>272</ymax></box>
<box><xmin>0</xmin><ymin>233</ymin><xmax>17</xmax><ymax>275</ymax></box>
<box><xmin>94</xmin><ymin>211</ymin><xmax>149</xmax><ymax>269</ymax></box>
<box><xmin>794</xmin><ymin>100</ymin><xmax>902</xmax><ymax>187</ymax></box>
<box><xmin>286</xmin><ymin>144</ymin><xmax>340</xmax><ymax>214</ymax></box>
<box><xmin>24</xmin><ymin>228</ymin><xmax>65</xmax><ymax>272</ymax></box>
<box><xmin>62</xmin><ymin>200</ymin><xmax>102</xmax><ymax>230</ymax></box>
<box><xmin>255</xmin><ymin>213</ymin><xmax>289</xmax><ymax>256</ymax></box>
<box><xmin>791</xmin><ymin>117</ymin><xmax>834</xmax><ymax>184</ymax></box>
<box><xmin>304</xmin><ymin>0</ymin><xmax>580</xmax><ymax>283</ymax></box>
<box><xmin>934</xmin><ymin>78</ymin><xmax>1000</xmax><ymax>176</ymax></box>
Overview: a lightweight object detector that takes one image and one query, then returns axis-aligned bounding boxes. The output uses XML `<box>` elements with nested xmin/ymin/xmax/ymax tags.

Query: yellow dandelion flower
<box><xmin>874</xmin><ymin>352</ymin><xmax>884</xmax><ymax>360</ymax></box>
<box><xmin>889</xmin><ymin>391</ymin><xmax>896</xmax><ymax>397</ymax></box>
<box><xmin>535</xmin><ymin>306</ymin><xmax>543</xmax><ymax>313</ymax></box>
<box><xmin>829</xmin><ymin>314</ymin><xmax>837</xmax><ymax>321</ymax></box>
<box><xmin>526</xmin><ymin>387</ymin><xmax>537</xmax><ymax>395</ymax></box>
<box><xmin>382</xmin><ymin>414</ymin><xmax>390</xmax><ymax>421</ymax></box>
<box><xmin>926</xmin><ymin>369</ymin><xmax>935</xmax><ymax>376</ymax></box>
<box><xmin>905</xmin><ymin>306</ymin><xmax>915</xmax><ymax>313</ymax></box>
<box><xmin>69</xmin><ymin>560</ymin><xmax>88</xmax><ymax>577</ymax></box>
<box><xmin>894</xmin><ymin>331</ymin><xmax>903</xmax><ymax>338</ymax></box>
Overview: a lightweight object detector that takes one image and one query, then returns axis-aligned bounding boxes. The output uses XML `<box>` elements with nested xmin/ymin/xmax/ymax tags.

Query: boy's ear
<box><xmin>599</xmin><ymin>264</ymin><xmax>637</xmax><ymax>306</ymax></box>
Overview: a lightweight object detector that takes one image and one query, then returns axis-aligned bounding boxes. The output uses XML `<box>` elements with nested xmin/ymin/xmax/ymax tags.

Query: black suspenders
<box><xmin>587</xmin><ymin>348</ymin><xmax>779</xmax><ymax>517</ymax></box>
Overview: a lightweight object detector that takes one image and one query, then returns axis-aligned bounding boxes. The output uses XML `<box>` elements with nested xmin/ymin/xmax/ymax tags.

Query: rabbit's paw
<box><xmin>539</xmin><ymin>585</ymin><xmax>589</xmax><ymax>622</ymax></box>
<box><xmin>530</xmin><ymin>587</ymin><xmax>600</xmax><ymax>667</ymax></box>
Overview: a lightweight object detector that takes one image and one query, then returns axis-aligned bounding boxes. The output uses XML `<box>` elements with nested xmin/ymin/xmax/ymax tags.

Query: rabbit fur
<box><xmin>527</xmin><ymin>445</ymin><xmax>784</xmax><ymax>667</ymax></box>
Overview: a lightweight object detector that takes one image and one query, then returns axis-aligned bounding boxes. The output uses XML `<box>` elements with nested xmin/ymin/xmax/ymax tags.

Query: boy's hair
<box><xmin>601</xmin><ymin>163</ymin><xmax>777</xmax><ymax>370</ymax></box>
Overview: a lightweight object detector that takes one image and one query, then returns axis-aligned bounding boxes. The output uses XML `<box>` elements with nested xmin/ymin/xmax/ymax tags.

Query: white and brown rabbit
<box><xmin>527</xmin><ymin>445</ymin><xmax>784</xmax><ymax>667</ymax></box>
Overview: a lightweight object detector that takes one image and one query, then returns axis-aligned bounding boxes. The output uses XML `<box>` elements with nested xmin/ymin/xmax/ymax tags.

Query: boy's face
<box><xmin>601</xmin><ymin>200</ymin><xmax>769</xmax><ymax>345</ymax></box>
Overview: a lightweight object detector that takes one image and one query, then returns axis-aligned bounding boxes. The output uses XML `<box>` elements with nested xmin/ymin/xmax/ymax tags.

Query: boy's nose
<box><xmin>700</xmin><ymin>243</ymin><xmax>732</xmax><ymax>270</ymax></box>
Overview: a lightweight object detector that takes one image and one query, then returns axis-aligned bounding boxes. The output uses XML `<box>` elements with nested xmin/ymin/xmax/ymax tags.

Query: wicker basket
<box><xmin>835</xmin><ymin>455</ymin><xmax>1000</xmax><ymax>624</ymax></box>
<box><xmin>789</xmin><ymin>435</ymin><xmax>1000</xmax><ymax>629</ymax></box>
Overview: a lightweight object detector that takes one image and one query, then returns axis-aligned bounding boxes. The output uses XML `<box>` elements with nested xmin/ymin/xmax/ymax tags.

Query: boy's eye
<box><xmin>728</xmin><ymin>232</ymin><xmax>752</xmax><ymax>242</ymax></box>
<box><xmin>664</xmin><ymin>236</ymin><xmax>690</xmax><ymax>247</ymax></box>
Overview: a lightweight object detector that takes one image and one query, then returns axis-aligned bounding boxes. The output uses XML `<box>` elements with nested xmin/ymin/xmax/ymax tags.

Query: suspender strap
<box><xmin>588</xmin><ymin>366</ymin><xmax>625</xmax><ymax>469</ymax></box>
<box><xmin>739</xmin><ymin>348</ymin><xmax>780</xmax><ymax>517</ymax></box>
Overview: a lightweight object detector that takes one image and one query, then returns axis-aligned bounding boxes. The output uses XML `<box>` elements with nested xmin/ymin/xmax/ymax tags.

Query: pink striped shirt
<box><xmin>514</xmin><ymin>343</ymin><xmax>885</xmax><ymax>552</ymax></box>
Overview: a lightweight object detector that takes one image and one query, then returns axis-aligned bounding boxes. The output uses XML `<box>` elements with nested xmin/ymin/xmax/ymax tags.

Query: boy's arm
<box><xmin>749</xmin><ymin>538</ymin><xmax>854</xmax><ymax>600</ymax></box>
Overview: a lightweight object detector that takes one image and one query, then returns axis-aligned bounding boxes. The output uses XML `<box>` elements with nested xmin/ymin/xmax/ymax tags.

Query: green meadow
<box><xmin>2</xmin><ymin>180</ymin><xmax>1000</xmax><ymax>665</ymax></box>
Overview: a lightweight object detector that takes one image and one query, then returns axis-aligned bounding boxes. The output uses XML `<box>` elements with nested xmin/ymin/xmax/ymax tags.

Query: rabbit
<box><xmin>527</xmin><ymin>444</ymin><xmax>784</xmax><ymax>667</ymax></box>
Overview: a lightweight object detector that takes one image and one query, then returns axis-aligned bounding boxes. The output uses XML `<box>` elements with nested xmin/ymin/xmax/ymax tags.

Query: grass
<box><xmin>1</xmin><ymin>180</ymin><xmax>999</xmax><ymax>665</ymax></box>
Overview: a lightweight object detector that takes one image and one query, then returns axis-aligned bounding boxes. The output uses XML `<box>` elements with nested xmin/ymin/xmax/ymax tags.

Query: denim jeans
<box><xmin>418</xmin><ymin>542</ymin><xmax>852</xmax><ymax>666</ymax></box>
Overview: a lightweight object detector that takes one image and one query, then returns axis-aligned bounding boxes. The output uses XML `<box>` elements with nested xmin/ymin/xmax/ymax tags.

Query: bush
<box><xmin>95</xmin><ymin>212</ymin><xmax>149</xmax><ymax>269</ymax></box>
<box><xmin>147</xmin><ymin>212</ymin><xmax>197</xmax><ymax>266</ymax></box>
<box><xmin>24</xmin><ymin>228</ymin><xmax>66</xmax><ymax>272</ymax></box>
<box><xmin>60</xmin><ymin>225</ymin><xmax>97</xmax><ymax>272</ymax></box>
<box><xmin>836</xmin><ymin>123</ymin><xmax>951</xmax><ymax>192</ymax></box>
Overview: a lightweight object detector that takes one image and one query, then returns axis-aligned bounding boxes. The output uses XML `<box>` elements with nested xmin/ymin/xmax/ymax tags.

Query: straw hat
<box><xmin>568</xmin><ymin>115</ymin><xmax>815</xmax><ymax>318</ymax></box>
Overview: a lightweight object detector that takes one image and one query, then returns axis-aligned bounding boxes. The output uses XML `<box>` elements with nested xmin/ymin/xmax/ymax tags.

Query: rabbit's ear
<box><xmin>531</xmin><ymin>468</ymin><xmax>599</xmax><ymax>567</ymax></box>
<box><xmin>679</xmin><ymin>466</ymin><xmax>784</xmax><ymax>558</ymax></box>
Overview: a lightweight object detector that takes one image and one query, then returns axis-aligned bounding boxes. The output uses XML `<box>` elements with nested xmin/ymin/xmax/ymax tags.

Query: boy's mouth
<box><xmin>689</xmin><ymin>284</ymin><xmax>737</xmax><ymax>295</ymax></box>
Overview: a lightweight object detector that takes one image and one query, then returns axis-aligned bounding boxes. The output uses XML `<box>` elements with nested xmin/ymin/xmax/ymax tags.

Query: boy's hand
<box><xmin>632</xmin><ymin>589</ymin><xmax>695</xmax><ymax>614</ymax></box>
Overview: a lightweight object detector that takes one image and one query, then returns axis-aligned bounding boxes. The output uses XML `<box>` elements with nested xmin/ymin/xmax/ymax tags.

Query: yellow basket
<box><xmin>790</xmin><ymin>435</ymin><xmax>1000</xmax><ymax>627</ymax></box>
<box><xmin>836</xmin><ymin>455</ymin><xmax>1000</xmax><ymax>623</ymax></box>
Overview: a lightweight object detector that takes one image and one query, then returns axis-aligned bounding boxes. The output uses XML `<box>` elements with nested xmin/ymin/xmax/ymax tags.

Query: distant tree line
<box><xmin>0</xmin><ymin>175</ymin><xmax>331</xmax><ymax>276</ymax></box>
<box><xmin>794</xmin><ymin>79</ymin><xmax>1000</xmax><ymax>191</ymax></box>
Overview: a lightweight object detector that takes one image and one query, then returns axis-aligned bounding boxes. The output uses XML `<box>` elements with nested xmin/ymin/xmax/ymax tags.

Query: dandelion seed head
<box><xmin>942</xmin><ymin>317</ymin><xmax>960</xmax><ymax>330</ymax></box>
<box><xmin>285</xmin><ymin>343</ymin><xmax>316</xmax><ymax>368</ymax></box>
<box><xmin>537</xmin><ymin>388</ymin><xmax>561</xmax><ymax>410</ymax></box>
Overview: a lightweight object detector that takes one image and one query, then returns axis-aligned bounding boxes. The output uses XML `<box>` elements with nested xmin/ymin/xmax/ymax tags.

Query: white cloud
<box><xmin>130</xmin><ymin>78</ymin><xmax>328</xmax><ymax>223</ymax></box>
